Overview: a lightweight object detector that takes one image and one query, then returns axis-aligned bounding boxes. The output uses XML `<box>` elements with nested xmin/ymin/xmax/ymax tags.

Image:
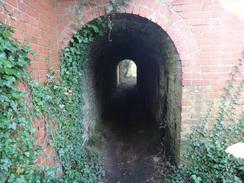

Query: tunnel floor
<box><xmin>100</xmin><ymin>84</ymin><xmax>167</xmax><ymax>183</ymax></box>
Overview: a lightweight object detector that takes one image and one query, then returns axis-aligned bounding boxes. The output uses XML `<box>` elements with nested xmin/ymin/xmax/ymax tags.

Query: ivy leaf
<box><xmin>0</xmin><ymin>58</ymin><xmax>11</xmax><ymax>68</ymax></box>
<box><xmin>0</xmin><ymin>51</ymin><xmax>6</xmax><ymax>58</ymax></box>
<box><xmin>86</xmin><ymin>24</ymin><xmax>99</xmax><ymax>33</ymax></box>
<box><xmin>0</xmin><ymin>158</ymin><xmax>11</xmax><ymax>171</ymax></box>
<box><xmin>106</xmin><ymin>5</ymin><xmax>113</xmax><ymax>13</ymax></box>
<box><xmin>16</xmin><ymin>167</ymin><xmax>23</xmax><ymax>175</ymax></box>
<box><xmin>9</xmin><ymin>122</ymin><xmax>17</xmax><ymax>130</ymax></box>
<box><xmin>24</xmin><ymin>152</ymin><xmax>30</xmax><ymax>157</ymax></box>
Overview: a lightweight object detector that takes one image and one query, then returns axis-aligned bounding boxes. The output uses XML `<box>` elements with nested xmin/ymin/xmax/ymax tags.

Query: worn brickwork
<box><xmin>1</xmin><ymin>0</ymin><xmax>243</xmax><ymax>164</ymax></box>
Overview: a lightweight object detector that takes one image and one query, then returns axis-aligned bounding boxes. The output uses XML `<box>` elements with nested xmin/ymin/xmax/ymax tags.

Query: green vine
<box><xmin>1</xmin><ymin>0</ymin><xmax>129</xmax><ymax>182</ymax></box>
<box><xmin>0</xmin><ymin>19</ymin><xmax>106</xmax><ymax>182</ymax></box>
<box><xmin>106</xmin><ymin>0</ymin><xmax>129</xmax><ymax>14</ymax></box>
<box><xmin>48</xmin><ymin>20</ymin><xmax>107</xmax><ymax>182</ymax></box>
<box><xmin>0</xmin><ymin>20</ymin><xmax>60</xmax><ymax>183</ymax></box>
<box><xmin>167</xmin><ymin>54</ymin><xmax>244</xmax><ymax>182</ymax></box>
<box><xmin>3</xmin><ymin>0</ymin><xmax>242</xmax><ymax>182</ymax></box>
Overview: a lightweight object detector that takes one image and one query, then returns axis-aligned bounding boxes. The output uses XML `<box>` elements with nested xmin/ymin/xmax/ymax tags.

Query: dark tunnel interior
<box><xmin>83</xmin><ymin>13</ymin><xmax>182</xmax><ymax>182</ymax></box>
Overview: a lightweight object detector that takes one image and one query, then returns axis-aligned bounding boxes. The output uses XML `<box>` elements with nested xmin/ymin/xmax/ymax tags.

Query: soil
<box><xmin>100</xmin><ymin>83</ymin><xmax>167</xmax><ymax>183</ymax></box>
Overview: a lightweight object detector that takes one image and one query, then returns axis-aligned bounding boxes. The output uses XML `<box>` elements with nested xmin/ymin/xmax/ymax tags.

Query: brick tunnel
<box><xmin>2</xmin><ymin>0</ymin><xmax>243</xmax><ymax>180</ymax></box>
<box><xmin>83</xmin><ymin>13</ymin><xmax>182</xmax><ymax>182</ymax></box>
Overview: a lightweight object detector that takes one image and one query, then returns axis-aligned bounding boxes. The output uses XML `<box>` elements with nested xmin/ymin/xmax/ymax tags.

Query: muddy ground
<box><xmin>100</xmin><ymin>84</ymin><xmax>167</xmax><ymax>183</ymax></box>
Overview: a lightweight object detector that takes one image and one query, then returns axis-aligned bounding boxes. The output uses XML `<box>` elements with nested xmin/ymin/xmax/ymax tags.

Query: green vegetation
<box><xmin>1</xmin><ymin>0</ymin><xmax>131</xmax><ymax>181</ymax></box>
<box><xmin>0</xmin><ymin>19</ymin><xmax>61</xmax><ymax>183</ymax></box>
<box><xmin>0</xmin><ymin>19</ymin><xmax>105</xmax><ymax>182</ymax></box>
<box><xmin>0</xmin><ymin>1</ymin><xmax>116</xmax><ymax>182</ymax></box>
<box><xmin>1</xmin><ymin>0</ymin><xmax>243</xmax><ymax>182</ymax></box>
<box><xmin>166</xmin><ymin>54</ymin><xmax>244</xmax><ymax>182</ymax></box>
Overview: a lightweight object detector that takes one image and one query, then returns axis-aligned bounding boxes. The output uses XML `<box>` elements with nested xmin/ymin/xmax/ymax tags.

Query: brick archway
<box><xmin>1</xmin><ymin>0</ymin><xmax>243</xmax><ymax>168</ymax></box>
<box><xmin>59</xmin><ymin>10</ymin><xmax>187</xmax><ymax>162</ymax></box>
<box><xmin>57</xmin><ymin>0</ymin><xmax>199</xmax><ymax>162</ymax></box>
<box><xmin>57</xmin><ymin>0</ymin><xmax>199</xmax><ymax>70</ymax></box>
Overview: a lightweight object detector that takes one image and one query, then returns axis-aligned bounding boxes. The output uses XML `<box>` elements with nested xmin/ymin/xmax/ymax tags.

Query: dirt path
<box><xmin>100</xmin><ymin>84</ymin><xmax>166</xmax><ymax>183</ymax></box>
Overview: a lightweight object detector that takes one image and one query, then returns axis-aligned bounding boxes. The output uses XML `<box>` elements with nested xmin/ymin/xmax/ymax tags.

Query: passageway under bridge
<box><xmin>100</xmin><ymin>82</ymin><xmax>166</xmax><ymax>182</ymax></box>
<box><xmin>82</xmin><ymin>13</ymin><xmax>182</xmax><ymax>183</ymax></box>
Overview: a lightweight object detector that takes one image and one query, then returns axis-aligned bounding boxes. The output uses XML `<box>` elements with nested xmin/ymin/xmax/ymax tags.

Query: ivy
<box><xmin>0</xmin><ymin>20</ymin><xmax>60</xmax><ymax>183</ymax></box>
<box><xmin>166</xmin><ymin>54</ymin><xmax>244</xmax><ymax>182</ymax></box>
<box><xmin>0</xmin><ymin>19</ymin><xmax>105</xmax><ymax>183</ymax></box>
<box><xmin>42</xmin><ymin>1</ymin><xmax>130</xmax><ymax>180</ymax></box>
<box><xmin>106</xmin><ymin>0</ymin><xmax>129</xmax><ymax>13</ymax></box>
<box><xmin>0</xmin><ymin>0</ymin><xmax>122</xmax><ymax>181</ymax></box>
<box><xmin>4</xmin><ymin>0</ymin><xmax>242</xmax><ymax>182</ymax></box>
<box><xmin>30</xmin><ymin>78</ymin><xmax>105</xmax><ymax>182</ymax></box>
<box><xmin>30</xmin><ymin>12</ymin><xmax>109</xmax><ymax>183</ymax></box>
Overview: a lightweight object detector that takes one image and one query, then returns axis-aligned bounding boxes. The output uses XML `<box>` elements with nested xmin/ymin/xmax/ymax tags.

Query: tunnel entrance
<box><xmin>83</xmin><ymin>13</ymin><xmax>182</xmax><ymax>182</ymax></box>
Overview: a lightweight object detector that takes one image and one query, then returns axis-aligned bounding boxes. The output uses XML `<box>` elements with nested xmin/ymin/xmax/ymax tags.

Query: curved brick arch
<box><xmin>2</xmin><ymin>0</ymin><xmax>242</xmax><ymax>168</ymax></box>
<box><xmin>57</xmin><ymin>0</ymin><xmax>196</xmax><ymax>163</ymax></box>
<box><xmin>58</xmin><ymin>0</ymin><xmax>199</xmax><ymax>66</ymax></box>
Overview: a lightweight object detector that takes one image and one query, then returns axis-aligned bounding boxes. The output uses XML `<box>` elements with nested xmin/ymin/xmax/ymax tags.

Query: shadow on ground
<box><xmin>100</xmin><ymin>84</ymin><xmax>167</xmax><ymax>183</ymax></box>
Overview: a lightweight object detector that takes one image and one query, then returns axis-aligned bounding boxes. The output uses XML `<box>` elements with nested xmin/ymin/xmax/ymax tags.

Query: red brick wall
<box><xmin>55</xmin><ymin>0</ymin><xmax>244</xmax><ymax>157</ymax></box>
<box><xmin>1</xmin><ymin>0</ymin><xmax>59</xmax><ymax>166</ymax></box>
<box><xmin>1</xmin><ymin>0</ymin><xmax>243</xmax><ymax>163</ymax></box>
<box><xmin>1</xmin><ymin>0</ymin><xmax>59</xmax><ymax>82</ymax></box>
